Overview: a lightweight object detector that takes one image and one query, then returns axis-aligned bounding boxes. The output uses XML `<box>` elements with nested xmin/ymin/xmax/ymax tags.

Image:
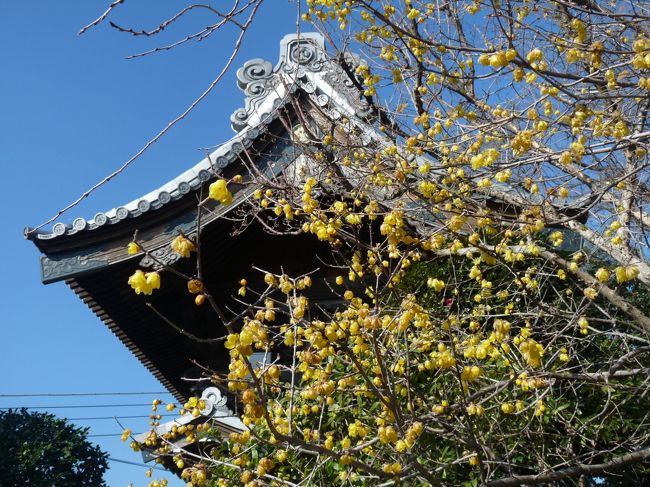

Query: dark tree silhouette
<box><xmin>0</xmin><ymin>408</ymin><xmax>108</xmax><ymax>487</ymax></box>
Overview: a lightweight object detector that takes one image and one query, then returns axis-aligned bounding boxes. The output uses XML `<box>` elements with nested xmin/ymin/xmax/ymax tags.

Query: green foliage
<box><xmin>0</xmin><ymin>408</ymin><xmax>108</xmax><ymax>487</ymax></box>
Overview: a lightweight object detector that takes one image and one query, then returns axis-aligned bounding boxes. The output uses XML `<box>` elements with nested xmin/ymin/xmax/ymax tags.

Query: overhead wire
<box><xmin>0</xmin><ymin>403</ymin><xmax>155</xmax><ymax>410</ymax></box>
<box><xmin>0</xmin><ymin>392</ymin><xmax>171</xmax><ymax>397</ymax></box>
<box><xmin>107</xmin><ymin>457</ymin><xmax>167</xmax><ymax>471</ymax></box>
<box><xmin>2</xmin><ymin>401</ymin><xmax>183</xmax><ymax>446</ymax></box>
<box><xmin>68</xmin><ymin>414</ymin><xmax>176</xmax><ymax>421</ymax></box>
<box><xmin>2</xmin><ymin>398</ymin><xmax>179</xmax><ymax>470</ymax></box>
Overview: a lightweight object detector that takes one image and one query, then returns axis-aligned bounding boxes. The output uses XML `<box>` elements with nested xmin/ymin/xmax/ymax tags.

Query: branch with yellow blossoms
<box><xmin>93</xmin><ymin>0</ymin><xmax>650</xmax><ymax>485</ymax></box>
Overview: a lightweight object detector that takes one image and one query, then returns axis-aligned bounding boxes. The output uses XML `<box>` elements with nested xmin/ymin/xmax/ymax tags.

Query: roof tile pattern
<box><xmin>29</xmin><ymin>33</ymin><xmax>370</xmax><ymax>241</ymax></box>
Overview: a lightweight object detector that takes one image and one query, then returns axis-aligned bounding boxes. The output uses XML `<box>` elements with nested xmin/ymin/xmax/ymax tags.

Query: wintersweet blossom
<box><xmin>427</xmin><ymin>278</ymin><xmax>445</xmax><ymax>291</ymax></box>
<box><xmin>501</xmin><ymin>403</ymin><xmax>515</xmax><ymax>414</ymax></box>
<box><xmin>187</xmin><ymin>279</ymin><xmax>203</xmax><ymax>294</ymax></box>
<box><xmin>209</xmin><ymin>179</ymin><xmax>233</xmax><ymax>205</ymax></box>
<box><xmin>171</xmin><ymin>235</ymin><xmax>195</xmax><ymax>258</ymax></box>
<box><xmin>120</xmin><ymin>4</ymin><xmax>650</xmax><ymax>483</ymax></box>
<box><xmin>595</xmin><ymin>268</ymin><xmax>611</xmax><ymax>283</ymax></box>
<box><xmin>127</xmin><ymin>242</ymin><xmax>141</xmax><ymax>255</ymax></box>
<box><xmin>583</xmin><ymin>287</ymin><xmax>598</xmax><ymax>300</ymax></box>
<box><xmin>128</xmin><ymin>270</ymin><xmax>161</xmax><ymax>295</ymax></box>
<box><xmin>127</xmin><ymin>270</ymin><xmax>148</xmax><ymax>294</ymax></box>
<box><xmin>616</xmin><ymin>265</ymin><xmax>640</xmax><ymax>283</ymax></box>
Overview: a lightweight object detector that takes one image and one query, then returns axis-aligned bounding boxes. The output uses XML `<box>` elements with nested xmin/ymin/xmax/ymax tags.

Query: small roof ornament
<box><xmin>26</xmin><ymin>32</ymin><xmax>371</xmax><ymax>243</ymax></box>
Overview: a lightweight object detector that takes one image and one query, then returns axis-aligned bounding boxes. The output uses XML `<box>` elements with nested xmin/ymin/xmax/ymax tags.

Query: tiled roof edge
<box><xmin>28</xmin><ymin>32</ymin><xmax>374</xmax><ymax>241</ymax></box>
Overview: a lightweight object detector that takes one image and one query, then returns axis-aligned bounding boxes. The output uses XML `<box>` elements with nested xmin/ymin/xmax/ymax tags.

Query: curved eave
<box><xmin>25</xmin><ymin>32</ymin><xmax>358</xmax><ymax>247</ymax></box>
<box><xmin>28</xmin><ymin>32</ymin><xmax>373</xmax><ymax>282</ymax></box>
<box><xmin>26</xmin><ymin>114</ymin><xmax>278</xmax><ymax>248</ymax></box>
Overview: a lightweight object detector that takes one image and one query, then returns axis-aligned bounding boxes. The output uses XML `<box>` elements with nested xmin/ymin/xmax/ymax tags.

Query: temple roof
<box><xmin>25</xmin><ymin>33</ymin><xmax>365</xmax><ymax>402</ymax></box>
<box><xmin>26</xmin><ymin>32</ymin><xmax>371</xmax><ymax>247</ymax></box>
<box><xmin>27</xmin><ymin>30</ymin><xmax>589</xmax><ymax>405</ymax></box>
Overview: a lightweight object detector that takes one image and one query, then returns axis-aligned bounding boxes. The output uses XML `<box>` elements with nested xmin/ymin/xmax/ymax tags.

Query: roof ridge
<box><xmin>28</xmin><ymin>33</ymin><xmax>368</xmax><ymax>241</ymax></box>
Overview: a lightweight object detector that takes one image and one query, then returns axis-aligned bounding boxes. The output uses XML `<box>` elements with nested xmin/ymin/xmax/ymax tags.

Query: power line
<box><xmin>107</xmin><ymin>457</ymin><xmax>167</xmax><ymax>471</ymax></box>
<box><xmin>69</xmin><ymin>414</ymin><xmax>176</xmax><ymax>421</ymax></box>
<box><xmin>0</xmin><ymin>392</ymin><xmax>171</xmax><ymax>397</ymax></box>
<box><xmin>0</xmin><ymin>403</ymin><xmax>153</xmax><ymax>410</ymax></box>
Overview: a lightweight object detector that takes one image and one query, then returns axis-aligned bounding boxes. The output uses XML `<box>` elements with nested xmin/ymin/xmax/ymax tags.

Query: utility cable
<box><xmin>0</xmin><ymin>392</ymin><xmax>170</xmax><ymax>397</ymax></box>
<box><xmin>0</xmin><ymin>403</ymin><xmax>153</xmax><ymax>410</ymax></box>
<box><xmin>69</xmin><ymin>414</ymin><xmax>176</xmax><ymax>421</ymax></box>
<box><xmin>107</xmin><ymin>457</ymin><xmax>167</xmax><ymax>471</ymax></box>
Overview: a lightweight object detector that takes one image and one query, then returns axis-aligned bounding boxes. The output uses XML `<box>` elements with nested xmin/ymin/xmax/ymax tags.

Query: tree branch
<box><xmin>487</xmin><ymin>448</ymin><xmax>650</xmax><ymax>486</ymax></box>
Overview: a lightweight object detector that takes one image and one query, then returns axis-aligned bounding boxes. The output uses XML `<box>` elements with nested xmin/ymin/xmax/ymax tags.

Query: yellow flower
<box><xmin>209</xmin><ymin>179</ymin><xmax>233</xmax><ymax>205</ymax></box>
<box><xmin>583</xmin><ymin>287</ymin><xmax>598</xmax><ymax>300</ymax></box>
<box><xmin>616</xmin><ymin>265</ymin><xmax>639</xmax><ymax>283</ymax></box>
<box><xmin>559</xmin><ymin>152</ymin><xmax>573</xmax><ymax>165</ymax></box>
<box><xmin>495</xmin><ymin>169</ymin><xmax>512</xmax><ymax>182</ymax></box>
<box><xmin>526</xmin><ymin>48</ymin><xmax>543</xmax><ymax>63</ymax></box>
<box><xmin>489</xmin><ymin>51</ymin><xmax>508</xmax><ymax>68</ymax></box>
<box><xmin>595</xmin><ymin>268</ymin><xmax>610</xmax><ymax>283</ymax></box>
<box><xmin>127</xmin><ymin>270</ymin><xmax>160</xmax><ymax>295</ymax></box>
<box><xmin>127</xmin><ymin>242</ymin><xmax>141</xmax><ymax>255</ymax></box>
<box><xmin>383</xmin><ymin>462</ymin><xmax>402</xmax><ymax>474</ymax></box>
<box><xmin>427</xmin><ymin>278</ymin><xmax>446</xmax><ymax>292</ymax></box>
<box><xmin>525</xmin><ymin>71</ymin><xmax>537</xmax><ymax>83</ymax></box>
<box><xmin>171</xmin><ymin>235</ymin><xmax>195</xmax><ymax>258</ymax></box>
<box><xmin>225</xmin><ymin>334</ymin><xmax>239</xmax><ymax>350</ymax></box>
<box><xmin>549</xmin><ymin>231</ymin><xmax>564</xmax><ymax>247</ymax></box>
<box><xmin>501</xmin><ymin>403</ymin><xmax>514</xmax><ymax>414</ymax></box>
<box><xmin>519</xmin><ymin>339</ymin><xmax>544</xmax><ymax>368</ymax></box>
<box><xmin>566</xmin><ymin>49</ymin><xmax>580</xmax><ymax>63</ymax></box>
<box><xmin>146</xmin><ymin>272</ymin><xmax>161</xmax><ymax>292</ymax></box>
<box><xmin>128</xmin><ymin>270</ymin><xmax>148</xmax><ymax>295</ymax></box>
<box><xmin>559</xmin><ymin>348</ymin><xmax>570</xmax><ymax>362</ymax></box>
<box><xmin>394</xmin><ymin>439</ymin><xmax>407</xmax><ymax>452</ymax></box>
<box><xmin>466</xmin><ymin>403</ymin><xmax>485</xmax><ymax>416</ymax></box>
<box><xmin>626</xmin><ymin>266</ymin><xmax>640</xmax><ymax>281</ymax></box>
<box><xmin>406</xmin><ymin>8</ymin><xmax>420</xmax><ymax>19</ymax></box>
<box><xmin>187</xmin><ymin>279</ymin><xmax>203</xmax><ymax>294</ymax></box>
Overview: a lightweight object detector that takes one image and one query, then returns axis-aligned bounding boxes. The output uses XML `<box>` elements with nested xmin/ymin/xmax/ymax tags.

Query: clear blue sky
<box><xmin>0</xmin><ymin>2</ymin><xmax>304</xmax><ymax>485</ymax></box>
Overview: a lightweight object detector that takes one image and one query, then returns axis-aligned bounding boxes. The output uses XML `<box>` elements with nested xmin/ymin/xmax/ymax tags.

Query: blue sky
<box><xmin>0</xmin><ymin>2</ymin><xmax>304</xmax><ymax>485</ymax></box>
